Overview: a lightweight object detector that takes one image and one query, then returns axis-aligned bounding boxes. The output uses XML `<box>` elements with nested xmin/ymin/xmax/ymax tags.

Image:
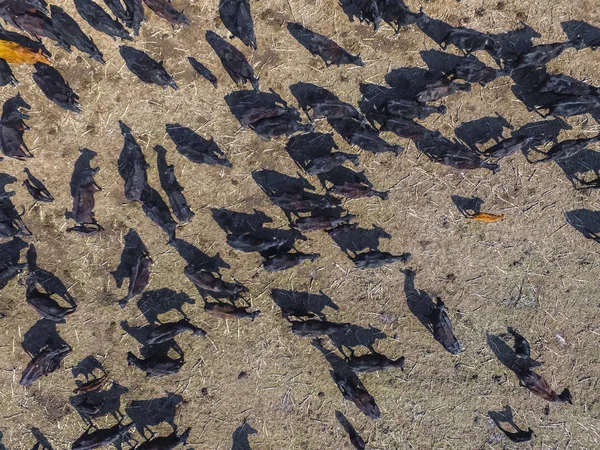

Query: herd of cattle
<box><xmin>0</xmin><ymin>0</ymin><xmax>598</xmax><ymax>448</ymax></box>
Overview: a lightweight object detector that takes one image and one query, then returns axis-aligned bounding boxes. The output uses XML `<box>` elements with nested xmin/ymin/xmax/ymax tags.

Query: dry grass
<box><xmin>0</xmin><ymin>0</ymin><xmax>599</xmax><ymax>448</ymax></box>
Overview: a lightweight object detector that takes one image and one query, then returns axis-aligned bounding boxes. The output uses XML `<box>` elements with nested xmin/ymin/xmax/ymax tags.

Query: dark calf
<box><xmin>32</xmin><ymin>63</ymin><xmax>80</xmax><ymax>113</ymax></box>
<box><xmin>416</xmin><ymin>78</ymin><xmax>471</xmax><ymax>103</ymax></box>
<box><xmin>516</xmin><ymin>368</ymin><xmax>572</xmax><ymax>403</ymax></box>
<box><xmin>126</xmin><ymin>349</ymin><xmax>184</xmax><ymax>377</ymax></box>
<box><xmin>23</xmin><ymin>168</ymin><xmax>53</xmax><ymax>202</ymax></box>
<box><xmin>188</xmin><ymin>57</ymin><xmax>218</xmax><ymax>88</ymax></box>
<box><xmin>329</xmin><ymin>181</ymin><xmax>388</xmax><ymax>200</ymax></box>
<box><xmin>431</xmin><ymin>298</ymin><xmax>461</xmax><ymax>355</ymax></box>
<box><xmin>347</xmin><ymin>351</ymin><xmax>405</xmax><ymax>373</ymax></box>
<box><xmin>74</xmin><ymin>0</ymin><xmax>132</xmax><ymax>40</ymax></box>
<box><xmin>203</xmin><ymin>302</ymin><xmax>260</xmax><ymax>320</ymax></box>
<box><xmin>118</xmin><ymin>252</ymin><xmax>151</xmax><ymax>308</ymax></box>
<box><xmin>332</xmin><ymin>372</ymin><xmax>380</xmax><ymax>419</ymax></box>
<box><xmin>262</xmin><ymin>252</ymin><xmax>320</xmax><ymax>272</ymax></box>
<box><xmin>289</xmin><ymin>319</ymin><xmax>350</xmax><ymax>337</ymax></box>
<box><xmin>532</xmin><ymin>134</ymin><xmax>600</xmax><ymax>163</ymax></box>
<box><xmin>387</xmin><ymin>99</ymin><xmax>446</xmax><ymax>120</ymax></box>
<box><xmin>51</xmin><ymin>5</ymin><xmax>104</xmax><ymax>64</ymax></box>
<box><xmin>25</xmin><ymin>272</ymin><xmax>75</xmax><ymax>323</ymax></box>
<box><xmin>20</xmin><ymin>345</ymin><xmax>71</xmax><ymax>387</ymax></box>
<box><xmin>353</xmin><ymin>250</ymin><xmax>410</xmax><ymax>269</ymax></box>
<box><xmin>119</xmin><ymin>46</ymin><xmax>178</xmax><ymax>90</ymax></box>
<box><xmin>219</xmin><ymin>0</ymin><xmax>255</xmax><ymax>49</ymax></box>
<box><xmin>205</xmin><ymin>30</ymin><xmax>258</xmax><ymax>90</ymax></box>
<box><xmin>287</xmin><ymin>22</ymin><xmax>363</xmax><ymax>67</ymax></box>
<box><xmin>71</xmin><ymin>422</ymin><xmax>134</xmax><ymax>450</ymax></box>
<box><xmin>143</xmin><ymin>0</ymin><xmax>189</xmax><ymax>25</ymax></box>
<box><xmin>146</xmin><ymin>319</ymin><xmax>206</xmax><ymax>345</ymax></box>
<box><xmin>293</xmin><ymin>214</ymin><xmax>354</xmax><ymax>232</ymax></box>
<box><xmin>136</xmin><ymin>427</ymin><xmax>191</xmax><ymax>450</ymax></box>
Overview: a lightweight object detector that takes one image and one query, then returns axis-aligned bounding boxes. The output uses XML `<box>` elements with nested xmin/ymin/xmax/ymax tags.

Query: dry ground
<box><xmin>0</xmin><ymin>0</ymin><xmax>599</xmax><ymax>448</ymax></box>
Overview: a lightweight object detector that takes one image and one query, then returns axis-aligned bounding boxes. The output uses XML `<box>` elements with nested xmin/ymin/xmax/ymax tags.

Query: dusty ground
<box><xmin>0</xmin><ymin>0</ymin><xmax>599</xmax><ymax>448</ymax></box>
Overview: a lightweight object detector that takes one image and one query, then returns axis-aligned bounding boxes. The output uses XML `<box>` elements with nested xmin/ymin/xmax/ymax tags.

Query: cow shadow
<box><xmin>0</xmin><ymin>237</ymin><xmax>27</xmax><ymax>290</ymax></box>
<box><xmin>285</xmin><ymin>132</ymin><xmax>338</xmax><ymax>170</ymax></box>
<box><xmin>401</xmin><ymin>269</ymin><xmax>435</xmax><ymax>334</ymax></box>
<box><xmin>0</xmin><ymin>236</ymin><xmax>26</xmax><ymax>267</ymax></box>
<box><xmin>270</xmin><ymin>289</ymin><xmax>338</xmax><ymax>319</ymax></box>
<box><xmin>556</xmin><ymin>149</ymin><xmax>600</xmax><ymax>187</ymax></box>
<box><xmin>170</xmin><ymin>239</ymin><xmax>242</xmax><ymax>300</ymax></box>
<box><xmin>335</xmin><ymin>411</ymin><xmax>363</xmax><ymax>448</ymax></box>
<box><xmin>171</xmin><ymin>238</ymin><xmax>230</xmax><ymax>273</ymax></box>
<box><xmin>0</xmin><ymin>173</ymin><xmax>17</xmax><ymax>194</ymax></box>
<box><xmin>120</xmin><ymin>320</ymin><xmax>180</xmax><ymax>359</ymax></box>
<box><xmin>252</xmin><ymin>169</ymin><xmax>340</xmax><ymax>219</ymax></box>
<box><xmin>487</xmin><ymin>333</ymin><xmax>521</xmax><ymax>372</ymax></box>
<box><xmin>231</xmin><ymin>419</ymin><xmax>257</xmax><ymax>450</ymax></box>
<box><xmin>22</xmin><ymin>319</ymin><xmax>68</xmax><ymax>358</ymax></box>
<box><xmin>565</xmin><ymin>209</ymin><xmax>600</xmax><ymax>243</ymax></box>
<box><xmin>318</xmin><ymin>166</ymin><xmax>372</xmax><ymax>190</ymax></box>
<box><xmin>27</xmin><ymin>244</ymin><xmax>76</xmax><ymax>307</ymax></box>
<box><xmin>289</xmin><ymin>82</ymin><xmax>361</xmax><ymax>121</ymax></box>
<box><xmin>211</xmin><ymin>208</ymin><xmax>273</xmax><ymax>235</ymax></box>
<box><xmin>337</xmin><ymin>0</ymin><xmax>417</xmax><ymax>31</ymax></box>
<box><xmin>509</xmin><ymin>67</ymin><xmax>563</xmax><ymax>113</ymax></box>
<box><xmin>328</xmin><ymin>223</ymin><xmax>391</xmax><ymax>256</ymax></box>
<box><xmin>511</xmin><ymin>117</ymin><xmax>571</xmax><ymax>160</ymax></box>
<box><xmin>488</xmin><ymin>404</ymin><xmax>533</xmax><ymax>441</ymax></box>
<box><xmin>329</xmin><ymin>324</ymin><xmax>386</xmax><ymax>355</ymax></box>
<box><xmin>385</xmin><ymin>67</ymin><xmax>438</xmax><ymax>99</ymax></box>
<box><xmin>69</xmin><ymin>148</ymin><xmax>98</xmax><ymax>198</ymax></box>
<box><xmin>416</xmin><ymin>12</ymin><xmax>454</xmax><ymax>48</ymax></box>
<box><xmin>155</xmin><ymin>145</ymin><xmax>194</xmax><ymax>223</ymax></box>
<box><xmin>224</xmin><ymin>89</ymin><xmax>290</xmax><ymax>125</ymax></box>
<box><xmin>111</xmin><ymin>228</ymin><xmax>148</xmax><ymax>290</ymax></box>
<box><xmin>561</xmin><ymin>20</ymin><xmax>600</xmax><ymax>50</ymax></box>
<box><xmin>311</xmin><ymin>337</ymin><xmax>357</xmax><ymax>381</ymax></box>
<box><xmin>0</xmin><ymin>173</ymin><xmax>29</xmax><ymax>235</ymax></box>
<box><xmin>72</xmin><ymin>355</ymin><xmax>106</xmax><ymax>380</ymax></box>
<box><xmin>451</xmin><ymin>195</ymin><xmax>484</xmax><ymax>217</ymax></box>
<box><xmin>165</xmin><ymin>123</ymin><xmax>230</xmax><ymax>168</ymax></box>
<box><xmin>23</xmin><ymin>168</ymin><xmax>53</xmax><ymax>202</ymax></box>
<box><xmin>488</xmin><ymin>404</ymin><xmax>515</xmax><ymax>427</ymax></box>
<box><xmin>140</xmin><ymin>185</ymin><xmax>177</xmax><ymax>243</ymax></box>
<box><xmin>252</xmin><ymin>169</ymin><xmax>315</xmax><ymax>197</ymax></box>
<box><xmin>311</xmin><ymin>337</ymin><xmax>369</xmax><ymax>395</ymax></box>
<box><xmin>512</xmin><ymin>117</ymin><xmax>570</xmax><ymax>162</ymax></box>
<box><xmin>211</xmin><ymin>208</ymin><xmax>305</xmax><ymax>254</ymax></box>
<box><xmin>489</xmin><ymin>22</ymin><xmax>541</xmax><ymax>67</ymax></box>
<box><xmin>420</xmin><ymin>49</ymin><xmax>485</xmax><ymax>77</ymax></box>
<box><xmin>135</xmin><ymin>288</ymin><xmax>196</xmax><ymax>325</ymax></box>
<box><xmin>455</xmin><ymin>114</ymin><xmax>513</xmax><ymax>152</ymax></box>
<box><xmin>31</xmin><ymin>428</ymin><xmax>53</xmax><ymax>450</ymax></box>
<box><xmin>0</xmin><ymin>431</ymin><xmax>5</xmax><ymax>450</ymax></box>
<box><xmin>358</xmin><ymin>82</ymin><xmax>397</xmax><ymax>126</ymax></box>
<box><xmin>69</xmin><ymin>382</ymin><xmax>129</xmax><ymax>425</ymax></box>
<box><xmin>125</xmin><ymin>392</ymin><xmax>183</xmax><ymax>439</ymax></box>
